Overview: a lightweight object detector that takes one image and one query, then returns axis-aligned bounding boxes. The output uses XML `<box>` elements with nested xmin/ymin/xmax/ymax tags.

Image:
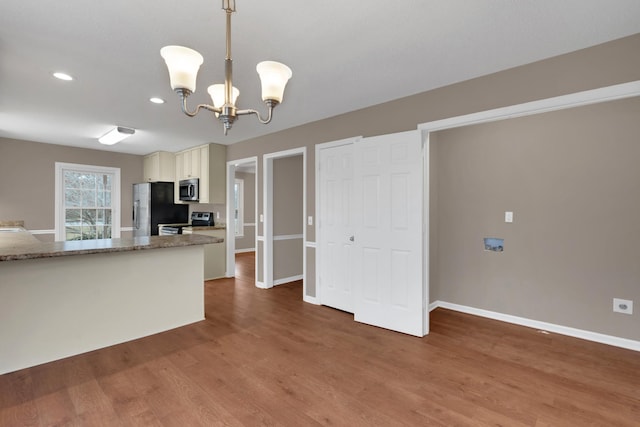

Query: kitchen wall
<box><xmin>0</xmin><ymin>138</ymin><xmax>142</xmax><ymax>241</ymax></box>
<box><xmin>225</xmin><ymin>33</ymin><xmax>640</xmax><ymax>338</ymax></box>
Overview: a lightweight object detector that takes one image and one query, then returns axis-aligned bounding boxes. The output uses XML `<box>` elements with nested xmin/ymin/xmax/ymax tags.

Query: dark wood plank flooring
<box><xmin>1</xmin><ymin>251</ymin><xmax>639</xmax><ymax>426</ymax></box>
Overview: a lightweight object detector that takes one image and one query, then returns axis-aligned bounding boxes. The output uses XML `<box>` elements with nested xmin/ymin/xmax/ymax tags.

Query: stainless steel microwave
<box><xmin>178</xmin><ymin>178</ymin><xmax>199</xmax><ymax>201</ymax></box>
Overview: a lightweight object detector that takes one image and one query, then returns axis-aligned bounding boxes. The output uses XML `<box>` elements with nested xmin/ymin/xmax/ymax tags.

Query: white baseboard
<box><xmin>430</xmin><ymin>300</ymin><xmax>640</xmax><ymax>352</ymax></box>
<box><xmin>235</xmin><ymin>248</ymin><xmax>256</xmax><ymax>254</ymax></box>
<box><xmin>303</xmin><ymin>295</ymin><xmax>320</xmax><ymax>305</ymax></box>
<box><xmin>28</xmin><ymin>229</ymin><xmax>54</xmax><ymax>235</ymax></box>
<box><xmin>274</xmin><ymin>275</ymin><xmax>303</xmax><ymax>286</ymax></box>
<box><xmin>255</xmin><ymin>281</ymin><xmax>268</xmax><ymax>289</ymax></box>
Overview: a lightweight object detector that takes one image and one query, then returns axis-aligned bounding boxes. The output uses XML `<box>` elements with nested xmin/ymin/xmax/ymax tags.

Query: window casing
<box><xmin>55</xmin><ymin>162</ymin><xmax>121</xmax><ymax>241</ymax></box>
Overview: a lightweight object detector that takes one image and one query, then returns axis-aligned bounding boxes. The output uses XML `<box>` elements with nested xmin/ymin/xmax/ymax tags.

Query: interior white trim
<box><xmin>263</xmin><ymin>147</ymin><xmax>307</xmax><ymax>290</ymax></box>
<box><xmin>235</xmin><ymin>248</ymin><xmax>256</xmax><ymax>254</ymax></box>
<box><xmin>305</xmin><ymin>241</ymin><xmax>316</xmax><ymax>248</ymax></box>
<box><xmin>303</xmin><ymin>295</ymin><xmax>320</xmax><ymax>305</ymax></box>
<box><xmin>54</xmin><ymin>162</ymin><xmax>121</xmax><ymax>242</ymax></box>
<box><xmin>418</xmin><ymin>80</ymin><xmax>640</xmax><ymax>133</ymax></box>
<box><xmin>226</xmin><ymin>156</ymin><xmax>258</xmax><ymax>280</ymax></box>
<box><xmin>27</xmin><ymin>229</ymin><xmax>55</xmax><ymax>235</ymax></box>
<box><xmin>273</xmin><ymin>234</ymin><xmax>304</xmax><ymax>241</ymax></box>
<box><xmin>273</xmin><ymin>275</ymin><xmax>304</xmax><ymax>286</ymax></box>
<box><xmin>431</xmin><ymin>301</ymin><xmax>640</xmax><ymax>352</ymax></box>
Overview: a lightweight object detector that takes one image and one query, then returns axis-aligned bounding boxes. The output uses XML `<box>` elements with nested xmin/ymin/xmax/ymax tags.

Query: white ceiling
<box><xmin>1</xmin><ymin>1</ymin><xmax>639</xmax><ymax>156</ymax></box>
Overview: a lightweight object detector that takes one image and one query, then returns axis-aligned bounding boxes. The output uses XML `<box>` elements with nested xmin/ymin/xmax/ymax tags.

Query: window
<box><xmin>55</xmin><ymin>163</ymin><xmax>121</xmax><ymax>241</ymax></box>
<box><xmin>234</xmin><ymin>178</ymin><xmax>244</xmax><ymax>237</ymax></box>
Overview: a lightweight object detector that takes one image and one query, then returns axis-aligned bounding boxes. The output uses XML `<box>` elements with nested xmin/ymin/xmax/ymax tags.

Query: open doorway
<box><xmin>226</xmin><ymin>157</ymin><xmax>258</xmax><ymax>283</ymax></box>
<box><xmin>262</xmin><ymin>147</ymin><xmax>306</xmax><ymax>292</ymax></box>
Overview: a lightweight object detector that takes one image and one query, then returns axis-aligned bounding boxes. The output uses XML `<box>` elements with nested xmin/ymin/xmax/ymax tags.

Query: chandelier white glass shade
<box><xmin>160</xmin><ymin>0</ymin><xmax>292</xmax><ymax>135</ymax></box>
<box><xmin>207</xmin><ymin>84</ymin><xmax>239</xmax><ymax>109</ymax></box>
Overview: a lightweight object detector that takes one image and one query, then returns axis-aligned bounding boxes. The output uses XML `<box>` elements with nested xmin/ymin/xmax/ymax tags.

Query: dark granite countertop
<box><xmin>183</xmin><ymin>225</ymin><xmax>226</xmax><ymax>231</ymax></box>
<box><xmin>0</xmin><ymin>230</ymin><xmax>222</xmax><ymax>262</ymax></box>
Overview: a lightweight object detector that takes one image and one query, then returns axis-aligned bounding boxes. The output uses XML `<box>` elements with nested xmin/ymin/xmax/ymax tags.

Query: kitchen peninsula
<box><xmin>0</xmin><ymin>225</ymin><xmax>222</xmax><ymax>374</ymax></box>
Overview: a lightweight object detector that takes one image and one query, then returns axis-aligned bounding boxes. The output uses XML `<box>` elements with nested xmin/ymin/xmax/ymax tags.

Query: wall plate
<box><xmin>613</xmin><ymin>298</ymin><xmax>633</xmax><ymax>315</ymax></box>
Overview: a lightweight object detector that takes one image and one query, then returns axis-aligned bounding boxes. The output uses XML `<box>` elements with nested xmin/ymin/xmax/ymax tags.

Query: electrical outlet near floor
<box><xmin>613</xmin><ymin>298</ymin><xmax>633</xmax><ymax>315</ymax></box>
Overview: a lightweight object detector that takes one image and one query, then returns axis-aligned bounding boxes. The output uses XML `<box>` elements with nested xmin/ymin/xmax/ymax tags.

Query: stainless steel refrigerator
<box><xmin>132</xmin><ymin>182</ymin><xmax>189</xmax><ymax>237</ymax></box>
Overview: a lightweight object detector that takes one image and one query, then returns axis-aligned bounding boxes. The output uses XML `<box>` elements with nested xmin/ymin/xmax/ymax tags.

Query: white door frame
<box><xmin>262</xmin><ymin>147</ymin><xmax>307</xmax><ymax>290</ymax></box>
<box><xmin>420</xmin><ymin>80</ymin><xmax>640</xmax><ymax>326</ymax></box>
<box><xmin>226</xmin><ymin>156</ymin><xmax>258</xmax><ymax>280</ymax></box>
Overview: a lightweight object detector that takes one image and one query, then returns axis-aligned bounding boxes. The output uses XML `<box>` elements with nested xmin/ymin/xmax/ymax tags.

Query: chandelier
<box><xmin>160</xmin><ymin>0</ymin><xmax>292</xmax><ymax>135</ymax></box>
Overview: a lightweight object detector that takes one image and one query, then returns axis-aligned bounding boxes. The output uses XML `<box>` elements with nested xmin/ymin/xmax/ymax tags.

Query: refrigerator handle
<box><xmin>133</xmin><ymin>200</ymin><xmax>139</xmax><ymax>229</ymax></box>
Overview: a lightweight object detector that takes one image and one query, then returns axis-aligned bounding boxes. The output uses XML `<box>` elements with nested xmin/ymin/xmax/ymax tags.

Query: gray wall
<box><xmin>432</xmin><ymin>97</ymin><xmax>640</xmax><ymax>340</ymax></box>
<box><xmin>226</xmin><ymin>33</ymin><xmax>640</xmax><ymax>335</ymax></box>
<box><xmin>272</xmin><ymin>155</ymin><xmax>304</xmax><ymax>282</ymax></box>
<box><xmin>0</xmin><ymin>138</ymin><xmax>143</xmax><ymax>241</ymax></box>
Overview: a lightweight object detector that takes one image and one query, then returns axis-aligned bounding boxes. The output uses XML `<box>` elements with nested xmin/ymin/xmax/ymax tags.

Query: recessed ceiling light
<box><xmin>53</xmin><ymin>72</ymin><xmax>73</xmax><ymax>81</ymax></box>
<box><xmin>149</xmin><ymin>97</ymin><xmax>165</xmax><ymax>104</ymax></box>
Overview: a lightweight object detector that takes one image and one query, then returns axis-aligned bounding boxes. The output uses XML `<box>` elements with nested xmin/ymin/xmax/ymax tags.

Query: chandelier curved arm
<box><xmin>177</xmin><ymin>89</ymin><xmax>221</xmax><ymax>117</ymax></box>
<box><xmin>236</xmin><ymin>107</ymin><xmax>272</xmax><ymax>124</ymax></box>
<box><xmin>237</xmin><ymin>100</ymin><xmax>278</xmax><ymax>124</ymax></box>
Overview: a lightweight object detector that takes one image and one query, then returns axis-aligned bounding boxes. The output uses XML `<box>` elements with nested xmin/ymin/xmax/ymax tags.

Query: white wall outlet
<box><xmin>259</xmin><ymin>214</ymin><xmax>264</xmax><ymax>223</ymax></box>
<box><xmin>613</xmin><ymin>298</ymin><xmax>633</xmax><ymax>315</ymax></box>
<box><xmin>216</xmin><ymin>211</ymin><xmax>220</xmax><ymax>219</ymax></box>
<box><xmin>505</xmin><ymin>211</ymin><xmax>513</xmax><ymax>223</ymax></box>
<box><xmin>308</xmin><ymin>216</ymin><xmax>313</xmax><ymax>226</ymax></box>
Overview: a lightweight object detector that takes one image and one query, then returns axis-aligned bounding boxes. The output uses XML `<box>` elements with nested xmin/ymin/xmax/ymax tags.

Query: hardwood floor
<box><xmin>1</xmin><ymin>252</ymin><xmax>639</xmax><ymax>426</ymax></box>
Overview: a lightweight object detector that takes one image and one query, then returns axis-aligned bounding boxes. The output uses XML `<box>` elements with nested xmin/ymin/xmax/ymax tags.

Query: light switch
<box><xmin>505</xmin><ymin>211</ymin><xmax>513</xmax><ymax>223</ymax></box>
<box><xmin>308</xmin><ymin>216</ymin><xmax>313</xmax><ymax>226</ymax></box>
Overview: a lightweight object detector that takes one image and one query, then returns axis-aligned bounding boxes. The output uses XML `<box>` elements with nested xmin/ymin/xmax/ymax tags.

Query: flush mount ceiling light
<box><xmin>98</xmin><ymin>126</ymin><xmax>135</xmax><ymax>145</ymax></box>
<box><xmin>160</xmin><ymin>0</ymin><xmax>292</xmax><ymax>135</ymax></box>
<box><xmin>53</xmin><ymin>72</ymin><xmax>73</xmax><ymax>81</ymax></box>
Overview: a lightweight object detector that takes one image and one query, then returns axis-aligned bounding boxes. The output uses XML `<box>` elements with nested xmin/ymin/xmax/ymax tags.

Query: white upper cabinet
<box><xmin>175</xmin><ymin>143</ymin><xmax>226</xmax><ymax>204</ymax></box>
<box><xmin>143</xmin><ymin>151</ymin><xmax>175</xmax><ymax>182</ymax></box>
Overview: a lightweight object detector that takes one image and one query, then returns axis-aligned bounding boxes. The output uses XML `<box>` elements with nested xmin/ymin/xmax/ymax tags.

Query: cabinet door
<box><xmin>157</xmin><ymin>152</ymin><xmax>175</xmax><ymax>181</ymax></box>
<box><xmin>190</xmin><ymin>148</ymin><xmax>201</xmax><ymax>178</ymax></box>
<box><xmin>175</xmin><ymin>152</ymin><xmax>185</xmax><ymax>180</ymax></box>
<box><xmin>178</xmin><ymin>147</ymin><xmax>202</xmax><ymax>179</ymax></box>
<box><xmin>182</xmin><ymin>151</ymin><xmax>192</xmax><ymax>178</ymax></box>
<box><xmin>143</xmin><ymin>153</ymin><xmax>159</xmax><ymax>182</ymax></box>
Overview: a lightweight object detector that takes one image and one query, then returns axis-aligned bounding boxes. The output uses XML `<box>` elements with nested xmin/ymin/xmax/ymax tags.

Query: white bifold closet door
<box><xmin>318</xmin><ymin>130</ymin><xmax>426</xmax><ymax>337</ymax></box>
